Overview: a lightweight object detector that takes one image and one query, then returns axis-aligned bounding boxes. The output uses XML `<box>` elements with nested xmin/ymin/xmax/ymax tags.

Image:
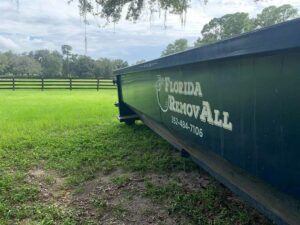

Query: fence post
<box><xmin>12</xmin><ymin>77</ymin><xmax>15</xmax><ymax>91</ymax></box>
<box><xmin>41</xmin><ymin>77</ymin><xmax>44</xmax><ymax>91</ymax></box>
<box><xmin>69</xmin><ymin>78</ymin><xmax>72</xmax><ymax>91</ymax></box>
<box><xmin>97</xmin><ymin>78</ymin><xmax>100</xmax><ymax>91</ymax></box>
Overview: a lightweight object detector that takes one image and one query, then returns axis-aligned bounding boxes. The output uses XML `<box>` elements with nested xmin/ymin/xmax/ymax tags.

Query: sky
<box><xmin>0</xmin><ymin>0</ymin><xmax>299</xmax><ymax>64</ymax></box>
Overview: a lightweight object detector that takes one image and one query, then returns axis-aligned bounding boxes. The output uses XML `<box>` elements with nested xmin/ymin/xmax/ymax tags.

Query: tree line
<box><xmin>161</xmin><ymin>4</ymin><xmax>298</xmax><ymax>56</ymax></box>
<box><xmin>0</xmin><ymin>46</ymin><xmax>128</xmax><ymax>78</ymax></box>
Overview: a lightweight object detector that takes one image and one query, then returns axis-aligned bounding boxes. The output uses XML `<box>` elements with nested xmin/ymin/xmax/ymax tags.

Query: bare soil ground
<box><xmin>25</xmin><ymin>167</ymin><xmax>270</xmax><ymax>225</ymax></box>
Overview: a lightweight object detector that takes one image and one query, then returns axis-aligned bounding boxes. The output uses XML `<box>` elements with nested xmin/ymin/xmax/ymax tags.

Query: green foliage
<box><xmin>111</xmin><ymin>175</ymin><xmax>130</xmax><ymax>186</ymax></box>
<box><xmin>135</xmin><ymin>59</ymin><xmax>146</xmax><ymax>65</ymax></box>
<box><xmin>195</xmin><ymin>12</ymin><xmax>255</xmax><ymax>46</ymax></box>
<box><xmin>62</xmin><ymin>45</ymin><xmax>73</xmax><ymax>77</ymax></box>
<box><xmin>162</xmin><ymin>4</ymin><xmax>298</xmax><ymax>51</ymax></box>
<box><xmin>0</xmin><ymin>46</ymin><xmax>128</xmax><ymax>78</ymax></box>
<box><xmin>94</xmin><ymin>57</ymin><xmax>113</xmax><ymax>79</ymax></box>
<box><xmin>74</xmin><ymin>1</ymin><xmax>280</xmax><ymax>26</ymax></box>
<box><xmin>194</xmin><ymin>4</ymin><xmax>298</xmax><ymax>47</ymax></box>
<box><xmin>29</xmin><ymin>49</ymin><xmax>63</xmax><ymax>77</ymax></box>
<box><xmin>161</xmin><ymin>38</ymin><xmax>189</xmax><ymax>56</ymax></box>
<box><xmin>73</xmin><ymin>55</ymin><xmax>95</xmax><ymax>78</ymax></box>
<box><xmin>255</xmin><ymin>4</ymin><xmax>298</xmax><ymax>28</ymax></box>
<box><xmin>0</xmin><ymin>51</ymin><xmax>42</xmax><ymax>77</ymax></box>
<box><xmin>94</xmin><ymin>58</ymin><xmax>128</xmax><ymax>78</ymax></box>
<box><xmin>113</xmin><ymin>59</ymin><xmax>128</xmax><ymax>70</ymax></box>
<box><xmin>42</xmin><ymin>54</ymin><xmax>63</xmax><ymax>77</ymax></box>
<box><xmin>11</xmin><ymin>55</ymin><xmax>42</xmax><ymax>76</ymax></box>
<box><xmin>61</xmin><ymin>45</ymin><xmax>72</xmax><ymax>57</ymax></box>
<box><xmin>73</xmin><ymin>0</ymin><xmax>194</xmax><ymax>23</ymax></box>
<box><xmin>0</xmin><ymin>53</ymin><xmax>10</xmax><ymax>75</ymax></box>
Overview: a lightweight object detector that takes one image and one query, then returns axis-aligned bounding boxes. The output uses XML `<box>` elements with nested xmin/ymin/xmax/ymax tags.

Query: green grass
<box><xmin>0</xmin><ymin>90</ymin><xmax>271</xmax><ymax>225</ymax></box>
<box><xmin>111</xmin><ymin>175</ymin><xmax>130</xmax><ymax>186</ymax></box>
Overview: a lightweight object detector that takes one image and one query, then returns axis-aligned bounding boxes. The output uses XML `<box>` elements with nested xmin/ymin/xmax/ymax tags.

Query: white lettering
<box><xmin>213</xmin><ymin>110</ymin><xmax>223</xmax><ymax>127</ymax></box>
<box><xmin>200</xmin><ymin>101</ymin><xmax>214</xmax><ymax>125</ymax></box>
<box><xmin>160</xmin><ymin>76</ymin><xmax>233</xmax><ymax>132</ymax></box>
<box><xmin>194</xmin><ymin>82</ymin><xmax>203</xmax><ymax>97</ymax></box>
<box><xmin>186</xmin><ymin>104</ymin><xmax>193</xmax><ymax>117</ymax></box>
<box><xmin>192</xmin><ymin>105</ymin><xmax>200</xmax><ymax>119</ymax></box>
<box><xmin>222</xmin><ymin>112</ymin><xmax>233</xmax><ymax>131</ymax></box>
<box><xmin>164</xmin><ymin>77</ymin><xmax>203</xmax><ymax>97</ymax></box>
<box><xmin>187</xmin><ymin>82</ymin><xmax>194</xmax><ymax>95</ymax></box>
<box><xmin>165</xmin><ymin>77</ymin><xmax>170</xmax><ymax>92</ymax></box>
<box><xmin>168</xmin><ymin>95</ymin><xmax>175</xmax><ymax>111</ymax></box>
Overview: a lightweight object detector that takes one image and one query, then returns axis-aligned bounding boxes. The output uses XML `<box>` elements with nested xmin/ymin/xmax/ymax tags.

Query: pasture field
<box><xmin>0</xmin><ymin>90</ymin><xmax>271</xmax><ymax>225</ymax></box>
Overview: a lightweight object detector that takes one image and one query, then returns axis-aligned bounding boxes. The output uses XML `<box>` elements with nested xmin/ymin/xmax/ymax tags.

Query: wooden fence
<box><xmin>0</xmin><ymin>78</ymin><xmax>116</xmax><ymax>91</ymax></box>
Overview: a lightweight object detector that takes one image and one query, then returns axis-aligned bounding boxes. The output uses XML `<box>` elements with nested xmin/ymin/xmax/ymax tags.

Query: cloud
<box><xmin>0</xmin><ymin>36</ymin><xmax>19</xmax><ymax>50</ymax></box>
<box><xmin>0</xmin><ymin>0</ymin><xmax>299</xmax><ymax>63</ymax></box>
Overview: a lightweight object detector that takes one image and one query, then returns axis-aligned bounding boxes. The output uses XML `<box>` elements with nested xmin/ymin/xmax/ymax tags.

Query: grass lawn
<box><xmin>0</xmin><ymin>90</ymin><xmax>271</xmax><ymax>225</ymax></box>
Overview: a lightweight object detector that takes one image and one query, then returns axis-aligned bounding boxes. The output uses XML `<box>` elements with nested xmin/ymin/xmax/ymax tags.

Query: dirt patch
<box><xmin>29</xmin><ymin>168</ymin><xmax>45</xmax><ymax>178</ymax></box>
<box><xmin>147</xmin><ymin>171</ymin><xmax>212</xmax><ymax>192</ymax></box>
<box><xmin>19</xmin><ymin>218</ymin><xmax>33</xmax><ymax>225</ymax></box>
<box><xmin>25</xmin><ymin>167</ymin><xmax>268</xmax><ymax>225</ymax></box>
<box><xmin>27</xmin><ymin>167</ymin><xmax>72</xmax><ymax>207</ymax></box>
<box><xmin>69</xmin><ymin>170</ymin><xmax>208</xmax><ymax>224</ymax></box>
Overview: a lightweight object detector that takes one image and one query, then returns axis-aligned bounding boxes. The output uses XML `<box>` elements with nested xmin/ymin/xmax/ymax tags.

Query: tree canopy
<box><xmin>74</xmin><ymin>0</ymin><xmax>284</xmax><ymax>26</ymax></box>
<box><xmin>255</xmin><ymin>4</ymin><xmax>298</xmax><ymax>28</ymax></box>
<box><xmin>194</xmin><ymin>12</ymin><xmax>255</xmax><ymax>46</ymax></box>
<box><xmin>61</xmin><ymin>45</ymin><xmax>72</xmax><ymax>57</ymax></box>
<box><xmin>161</xmin><ymin>4</ymin><xmax>298</xmax><ymax>56</ymax></box>
<box><xmin>29</xmin><ymin>50</ymin><xmax>63</xmax><ymax>77</ymax></box>
<box><xmin>195</xmin><ymin>4</ymin><xmax>298</xmax><ymax>47</ymax></box>
<box><xmin>194</xmin><ymin>4</ymin><xmax>298</xmax><ymax>47</ymax></box>
<box><xmin>161</xmin><ymin>38</ymin><xmax>189</xmax><ymax>56</ymax></box>
<box><xmin>72</xmin><ymin>0</ymin><xmax>196</xmax><ymax>24</ymax></box>
<box><xmin>0</xmin><ymin>52</ymin><xmax>42</xmax><ymax>77</ymax></box>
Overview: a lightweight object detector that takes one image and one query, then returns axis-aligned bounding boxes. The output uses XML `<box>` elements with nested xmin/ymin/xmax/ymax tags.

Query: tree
<box><xmin>68</xmin><ymin>54</ymin><xmax>78</xmax><ymax>77</ymax></box>
<box><xmin>2</xmin><ymin>51</ymin><xmax>16</xmax><ymax>76</ymax></box>
<box><xmin>61</xmin><ymin>45</ymin><xmax>73</xmax><ymax>77</ymax></box>
<box><xmin>11</xmin><ymin>55</ymin><xmax>42</xmax><ymax>77</ymax></box>
<box><xmin>29</xmin><ymin>50</ymin><xmax>63</xmax><ymax>77</ymax></box>
<box><xmin>112</xmin><ymin>59</ymin><xmax>128</xmax><ymax>70</ymax></box>
<box><xmin>94</xmin><ymin>58</ymin><xmax>112</xmax><ymax>79</ymax></box>
<box><xmin>161</xmin><ymin>38</ymin><xmax>188</xmax><ymax>56</ymax></box>
<box><xmin>61</xmin><ymin>45</ymin><xmax>72</xmax><ymax>56</ymax></box>
<box><xmin>73</xmin><ymin>1</ymin><xmax>274</xmax><ymax>25</ymax></box>
<box><xmin>41</xmin><ymin>54</ymin><xmax>63</xmax><ymax>77</ymax></box>
<box><xmin>135</xmin><ymin>59</ymin><xmax>146</xmax><ymax>65</ymax></box>
<box><xmin>75</xmin><ymin>55</ymin><xmax>95</xmax><ymax>78</ymax></box>
<box><xmin>0</xmin><ymin>52</ymin><xmax>42</xmax><ymax>77</ymax></box>
<box><xmin>194</xmin><ymin>5</ymin><xmax>298</xmax><ymax>47</ymax></box>
<box><xmin>194</xmin><ymin>12</ymin><xmax>254</xmax><ymax>47</ymax></box>
<box><xmin>255</xmin><ymin>4</ymin><xmax>298</xmax><ymax>28</ymax></box>
<box><xmin>1</xmin><ymin>49</ymin><xmax>128</xmax><ymax>79</ymax></box>
<box><xmin>0</xmin><ymin>53</ymin><xmax>9</xmax><ymax>75</ymax></box>
<box><xmin>72</xmin><ymin>0</ymin><xmax>195</xmax><ymax>23</ymax></box>
<box><xmin>94</xmin><ymin>58</ymin><xmax>128</xmax><ymax>79</ymax></box>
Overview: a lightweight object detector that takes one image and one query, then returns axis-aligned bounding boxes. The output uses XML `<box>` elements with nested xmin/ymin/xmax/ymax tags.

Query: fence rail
<box><xmin>0</xmin><ymin>78</ymin><xmax>116</xmax><ymax>91</ymax></box>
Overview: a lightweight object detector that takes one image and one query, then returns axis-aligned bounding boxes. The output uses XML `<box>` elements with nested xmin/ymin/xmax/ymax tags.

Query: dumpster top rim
<box><xmin>114</xmin><ymin>18</ymin><xmax>300</xmax><ymax>76</ymax></box>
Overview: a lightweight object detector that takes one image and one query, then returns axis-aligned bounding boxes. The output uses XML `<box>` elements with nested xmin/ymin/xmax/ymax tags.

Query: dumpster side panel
<box><xmin>121</xmin><ymin>71</ymin><xmax>161</xmax><ymax>122</ymax></box>
<box><xmin>116</xmin><ymin>20</ymin><xmax>300</xmax><ymax>224</ymax></box>
<box><xmin>120</xmin><ymin>51</ymin><xmax>300</xmax><ymax>200</ymax></box>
